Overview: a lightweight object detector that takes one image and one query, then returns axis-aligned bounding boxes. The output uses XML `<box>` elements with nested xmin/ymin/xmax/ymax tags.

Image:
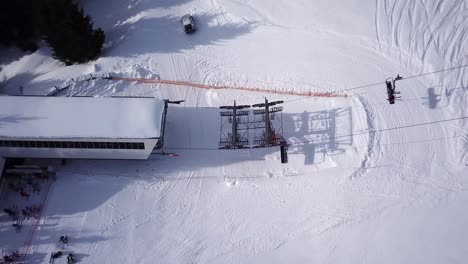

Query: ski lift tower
<box><xmin>219</xmin><ymin>101</ymin><xmax>251</xmax><ymax>149</ymax></box>
<box><xmin>252</xmin><ymin>98</ymin><xmax>285</xmax><ymax>148</ymax></box>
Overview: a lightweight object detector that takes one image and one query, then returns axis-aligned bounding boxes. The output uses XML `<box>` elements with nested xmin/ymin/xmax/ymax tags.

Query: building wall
<box><xmin>0</xmin><ymin>138</ymin><xmax>158</xmax><ymax>160</ymax></box>
<box><xmin>0</xmin><ymin>158</ymin><xmax>5</xmax><ymax>181</ymax></box>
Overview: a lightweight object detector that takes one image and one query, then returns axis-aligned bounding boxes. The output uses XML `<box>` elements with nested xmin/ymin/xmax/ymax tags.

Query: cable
<box><xmin>148</xmin><ymin>65</ymin><xmax>468</xmax><ymax>153</ymax></box>
<box><xmin>287</xmin><ymin>116</ymin><xmax>468</xmax><ymax>147</ymax></box>
<box><xmin>284</xmin><ymin>81</ymin><xmax>386</xmax><ymax>103</ymax></box>
<box><xmin>156</xmin><ymin>116</ymin><xmax>467</xmax><ymax>152</ymax></box>
<box><xmin>283</xmin><ymin>64</ymin><xmax>468</xmax><ymax>104</ymax></box>
<box><xmin>154</xmin><ymin>147</ymin><xmax>220</xmax><ymax>152</ymax></box>
<box><xmin>401</xmin><ymin>64</ymin><xmax>468</xmax><ymax>80</ymax></box>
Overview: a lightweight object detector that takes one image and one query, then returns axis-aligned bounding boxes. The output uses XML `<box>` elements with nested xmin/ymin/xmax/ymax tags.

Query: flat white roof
<box><xmin>0</xmin><ymin>96</ymin><xmax>164</xmax><ymax>139</ymax></box>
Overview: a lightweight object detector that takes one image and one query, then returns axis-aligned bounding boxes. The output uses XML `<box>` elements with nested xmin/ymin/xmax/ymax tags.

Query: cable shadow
<box><xmin>293</xmin><ymin>116</ymin><xmax>468</xmax><ymax>145</ymax></box>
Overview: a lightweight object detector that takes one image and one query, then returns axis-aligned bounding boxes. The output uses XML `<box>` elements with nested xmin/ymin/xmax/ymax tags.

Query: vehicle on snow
<box><xmin>181</xmin><ymin>14</ymin><xmax>196</xmax><ymax>33</ymax></box>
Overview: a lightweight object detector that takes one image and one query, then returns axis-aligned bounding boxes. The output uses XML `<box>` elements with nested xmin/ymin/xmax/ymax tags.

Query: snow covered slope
<box><xmin>0</xmin><ymin>0</ymin><xmax>467</xmax><ymax>263</ymax></box>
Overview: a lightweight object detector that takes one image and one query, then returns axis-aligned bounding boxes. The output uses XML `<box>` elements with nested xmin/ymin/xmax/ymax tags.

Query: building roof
<box><xmin>0</xmin><ymin>96</ymin><xmax>165</xmax><ymax>139</ymax></box>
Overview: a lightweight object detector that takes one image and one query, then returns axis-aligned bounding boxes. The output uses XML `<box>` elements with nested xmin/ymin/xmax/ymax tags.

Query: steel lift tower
<box><xmin>219</xmin><ymin>101</ymin><xmax>251</xmax><ymax>149</ymax></box>
<box><xmin>252</xmin><ymin>98</ymin><xmax>285</xmax><ymax>147</ymax></box>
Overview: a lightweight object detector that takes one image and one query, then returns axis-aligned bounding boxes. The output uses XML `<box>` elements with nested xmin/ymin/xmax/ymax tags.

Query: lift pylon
<box><xmin>219</xmin><ymin>100</ymin><xmax>251</xmax><ymax>149</ymax></box>
<box><xmin>252</xmin><ymin>98</ymin><xmax>285</xmax><ymax>147</ymax></box>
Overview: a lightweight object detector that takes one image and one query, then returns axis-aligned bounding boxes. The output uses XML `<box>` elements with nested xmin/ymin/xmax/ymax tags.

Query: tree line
<box><xmin>0</xmin><ymin>0</ymin><xmax>104</xmax><ymax>65</ymax></box>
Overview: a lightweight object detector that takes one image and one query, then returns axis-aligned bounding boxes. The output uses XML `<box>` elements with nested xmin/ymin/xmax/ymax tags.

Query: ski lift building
<box><xmin>0</xmin><ymin>157</ymin><xmax>4</xmax><ymax>180</ymax></box>
<box><xmin>0</xmin><ymin>96</ymin><xmax>166</xmax><ymax>160</ymax></box>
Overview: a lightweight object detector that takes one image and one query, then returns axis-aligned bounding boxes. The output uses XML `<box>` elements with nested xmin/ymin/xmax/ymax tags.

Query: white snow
<box><xmin>0</xmin><ymin>96</ymin><xmax>165</xmax><ymax>139</ymax></box>
<box><xmin>0</xmin><ymin>0</ymin><xmax>467</xmax><ymax>263</ymax></box>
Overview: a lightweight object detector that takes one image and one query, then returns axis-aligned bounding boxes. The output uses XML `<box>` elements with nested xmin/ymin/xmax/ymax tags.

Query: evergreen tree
<box><xmin>0</xmin><ymin>0</ymin><xmax>38</xmax><ymax>51</ymax></box>
<box><xmin>36</xmin><ymin>0</ymin><xmax>105</xmax><ymax>65</ymax></box>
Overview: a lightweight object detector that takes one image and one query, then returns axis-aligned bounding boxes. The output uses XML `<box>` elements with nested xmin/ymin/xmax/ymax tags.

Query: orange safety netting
<box><xmin>110</xmin><ymin>76</ymin><xmax>347</xmax><ymax>98</ymax></box>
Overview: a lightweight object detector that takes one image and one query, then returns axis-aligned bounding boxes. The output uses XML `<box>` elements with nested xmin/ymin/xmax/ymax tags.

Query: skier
<box><xmin>32</xmin><ymin>181</ymin><xmax>41</xmax><ymax>193</ymax></box>
<box><xmin>49</xmin><ymin>251</ymin><xmax>62</xmax><ymax>263</ymax></box>
<box><xmin>3</xmin><ymin>208</ymin><xmax>17</xmax><ymax>218</ymax></box>
<box><xmin>3</xmin><ymin>254</ymin><xmax>14</xmax><ymax>263</ymax></box>
<box><xmin>19</xmin><ymin>189</ymin><xmax>30</xmax><ymax>200</ymax></box>
<box><xmin>67</xmin><ymin>253</ymin><xmax>75</xmax><ymax>264</ymax></box>
<box><xmin>22</xmin><ymin>209</ymin><xmax>30</xmax><ymax>220</ymax></box>
<box><xmin>59</xmin><ymin>235</ymin><xmax>69</xmax><ymax>248</ymax></box>
<box><xmin>12</xmin><ymin>218</ymin><xmax>23</xmax><ymax>233</ymax></box>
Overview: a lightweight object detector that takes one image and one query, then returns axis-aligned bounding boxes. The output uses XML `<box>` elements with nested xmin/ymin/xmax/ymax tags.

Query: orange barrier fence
<box><xmin>110</xmin><ymin>76</ymin><xmax>347</xmax><ymax>98</ymax></box>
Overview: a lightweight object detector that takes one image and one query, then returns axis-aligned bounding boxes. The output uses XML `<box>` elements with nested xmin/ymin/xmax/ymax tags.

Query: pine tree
<box><xmin>36</xmin><ymin>0</ymin><xmax>105</xmax><ymax>65</ymax></box>
<box><xmin>0</xmin><ymin>0</ymin><xmax>38</xmax><ymax>51</ymax></box>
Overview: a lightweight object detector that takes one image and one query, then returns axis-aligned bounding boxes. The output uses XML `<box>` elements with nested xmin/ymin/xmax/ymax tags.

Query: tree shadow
<box><xmin>0</xmin><ymin>115</ymin><xmax>45</xmax><ymax>129</ymax></box>
<box><xmin>0</xmin><ymin>72</ymin><xmax>62</xmax><ymax>96</ymax></box>
<box><xmin>79</xmin><ymin>0</ymin><xmax>254</xmax><ymax>57</ymax></box>
<box><xmin>25</xmin><ymin>250</ymin><xmax>90</xmax><ymax>264</ymax></box>
<box><xmin>103</xmin><ymin>13</ymin><xmax>255</xmax><ymax>57</ymax></box>
<box><xmin>33</xmin><ymin>233</ymin><xmax>106</xmax><ymax>247</ymax></box>
<box><xmin>81</xmin><ymin>0</ymin><xmax>193</xmax><ymax>31</ymax></box>
<box><xmin>0</xmin><ymin>46</ymin><xmax>29</xmax><ymax>68</ymax></box>
<box><xmin>0</xmin><ymin>162</ymin><xmax>107</xmax><ymax>251</ymax></box>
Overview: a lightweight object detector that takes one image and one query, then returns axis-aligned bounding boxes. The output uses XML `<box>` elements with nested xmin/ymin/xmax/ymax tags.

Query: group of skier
<box><xmin>49</xmin><ymin>235</ymin><xmax>75</xmax><ymax>264</ymax></box>
<box><xmin>1</xmin><ymin>251</ymin><xmax>20</xmax><ymax>264</ymax></box>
